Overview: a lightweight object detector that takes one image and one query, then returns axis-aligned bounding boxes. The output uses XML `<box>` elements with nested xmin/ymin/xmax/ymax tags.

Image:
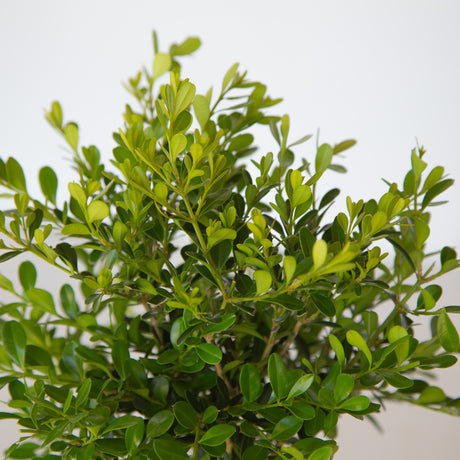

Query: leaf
<box><xmin>18</xmin><ymin>261</ymin><xmax>36</xmax><ymax>291</ymax></box>
<box><xmin>39</xmin><ymin>166</ymin><xmax>58</xmax><ymax>204</ymax></box>
<box><xmin>199</xmin><ymin>424</ymin><xmax>236</xmax><ymax>446</ymax></box>
<box><xmin>207</xmin><ymin>228</ymin><xmax>237</xmax><ymax>249</ymax></box>
<box><xmin>422</xmin><ymin>179</ymin><xmax>454</xmax><ymax>209</ymax></box>
<box><xmin>64</xmin><ymin>123</ymin><xmax>79</xmax><ymax>151</ymax></box>
<box><xmin>312</xmin><ymin>239</ymin><xmax>327</xmax><ymax>269</ymax></box>
<box><xmin>287</xmin><ymin>402</ymin><xmax>316</xmax><ymax>420</ymax></box>
<box><xmin>438</xmin><ymin>309</ymin><xmax>459</xmax><ymax>353</ymax></box>
<box><xmin>153</xmin><ymin>52</ymin><xmax>172</xmax><ymax>79</ymax></box>
<box><xmin>388</xmin><ymin>325</ymin><xmax>409</xmax><ymax>364</ymax></box>
<box><xmin>307</xmin><ymin>446</ymin><xmax>334</xmax><ymax>460</ymax></box>
<box><xmin>202</xmin><ymin>406</ymin><xmax>218</xmax><ymax>424</ymax></box>
<box><xmin>0</xmin><ymin>250</ymin><xmax>22</xmax><ymax>263</ymax></box>
<box><xmin>169</xmin><ymin>133</ymin><xmax>187</xmax><ymax>161</ymax></box>
<box><xmin>334</xmin><ymin>374</ymin><xmax>354</xmax><ymax>404</ymax></box>
<box><xmin>267</xmin><ymin>293</ymin><xmax>304</xmax><ymax>311</ymax></box>
<box><xmin>170</xmin><ymin>37</ymin><xmax>201</xmax><ymax>56</ymax></box>
<box><xmin>173</xmin><ymin>401</ymin><xmax>198</xmax><ymax>429</ymax></box>
<box><xmin>346</xmin><ymin>330</ymin><xmax>372</xmax><ymax>365</ymax></box>
<box><xmin>222</xmin><ymin>63</ymin><xmax>239</xmax><ymax>91</ymax></box>
<box><xmin>125</xmin><ymin>420</ymin><xmax>144</xmax><ymax>455</ymax></box>
<box><xmin>328</xmin><ymin>334</ymin><xmax>345</xmax><ymax>367</ymax></box>
<box><xmin>418</xmin><ymin>386</ymin><xmax>446</xmax><ymax>404</ymax></box>
<box><xmin>268</xmin><ymin>353</ymin><xmax>289</xmax><ymax>400</ymax></box>
<box><xmin>287</xmin><ymin>374</ymin><xmax>314</xmax><ymax>399</ymax></box>
<box><xmin>204</xmin><ymin>313</ymin><xmax>236</xmax><ymax>334</ymax></box>
<box><xmin>68</xmin><ymin>182</ymin><xmax>86</xmax><ymax>208</ymax></box>
<box><xmin>6</xmin><ymin>157</ymin><xmax>26</xmax><ymax>191</ymax></box>
<box><xmin>382</xmin><ymin>373</ymin><xmax>413</xmax><ymax>389</ymax></box>
<box><xmin>87</xmin><ymin>200</ymin><xmax>109</xmax><ymax>223</ymax></box>
<box><xmin>75</xmin><ymin>378</ymin><xmax>91</xmax><ymax>409</ymax></box>
<box><xmin>61</xmin><ymin>223</ymin><xmax>91</xmax><ymax>235</ymax></box>
<box><xmin>311</xmin><ymin>292</ymin><xmax>336</xmax><ymax>317</ymax></box>
<box><xmin>333</xmin><ymin>139</ymin><xmax>357</xmax><ymax>154</ymax></box>
<box><xmin>239</xmin><ymin>364</ymin><xmax>262</xmax><ymax>402</ymax></box>
<box><xmin>271</xmin><ymin>416</ymin><xmax>303</xmax><ymax>441</ymax></box>
<box><xmin>196</xmin><ymin>343</ymin><xmax>222</xmax><ymax>365</ymax></box>
<box><xmin>2</xmin><ymin>321</ymin><xmax>26</xmax><ymax>368</ymax></box>
<box><xmin>111</xmin><ymin>341</ymin><xmax>130</xmax><ymax>379</ymax></box>
<box><xmin>339</xmin><ymin>395</ymin><xmax>370</xmax><ymax>411</ymax></box>
<box><xmin>26</xmin><ymin>288</ymin><xmax>56</xmax><ymax>314</ymax></box>
<box><xmin>153</xmin><ymin>439</ymin><xmax>189</xmax><ymax>460</ymax></box>
<box><xmin>315</xmin><ymin>143</ymin><xmax>334</xmax><ymax>173</ymax></box>
<box><xmin>193</xmin><ymin>94</ymin><xmax>210</xmax><ymax>130</ymax></box>
<box><xmin>175</xmin><ymin>81</ymin><xmax>196</xmax><ymax>116</ymax></box>
<box><xmin>147</xmin><ymin>410</ymin><xmax>174</xmax><ymax>438</ymax></box>
<box><xmin>284</xmin><ymin>255</ymin><xmax>296</xmax><ymax>283</ymax></box>
<box><xmin>254</xmin><ymin>270</ymin><xmax>272</xmax><ymax>295</ymax></box>
<box><xmin>102</xmin><ymin>415</ymin><xmax>143</xmax><ymax>436</ymax></box>
<box><xmin>242</xmin><ymin>446</ymin><xmax>269</xmax><ymax>460</ymax></box>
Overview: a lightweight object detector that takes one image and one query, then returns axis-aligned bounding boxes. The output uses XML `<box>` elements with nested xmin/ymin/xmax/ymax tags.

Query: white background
<box><xmin>1</xmin><ymin>1</ymin><xmax>460</xmax><ymax>458</ymax></box>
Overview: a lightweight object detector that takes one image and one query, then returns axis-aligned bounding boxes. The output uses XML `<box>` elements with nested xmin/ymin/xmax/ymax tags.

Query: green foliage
<box><xmin>0</xmin><ymin>33</ymin><xmax>459</xmax><ymax>460</ymax></box>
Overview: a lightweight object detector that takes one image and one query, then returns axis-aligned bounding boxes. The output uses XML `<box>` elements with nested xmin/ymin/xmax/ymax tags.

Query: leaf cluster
<box><xmin>0</xmin><ymin>33</ymin><xmax>459</xmax><ymax>460</ymax></box>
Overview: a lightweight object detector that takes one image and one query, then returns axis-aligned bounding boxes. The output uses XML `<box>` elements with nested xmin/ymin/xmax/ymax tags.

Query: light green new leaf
<box><xmin>207</xmin><ymin>228</ymin><xmax>237</xmax><ymax>249</ymax></box>
<box><xmin>193</xmin><ymin>95</ymin><xmax>210</xmax><ymax>130</ymax></box>
<box><xmin>170</xmin><ymin>134</ymin><xmax>187</xmax><ymax>161</ymax></box>
<box><xmin>153</xmin><ymin>52</ymin><xmax>172</xmax><ymax>79</ymax></box>
<box><xmin>68</xmin><ymin>182</ymin><xmax>86</xmax><ymax>208</ymax></box>
<box><xmin>64</xmin><ymin>123</ymin><xmax>79</xmax><ymax>152</ymax></box>
<box><xmin>61</xmin><ymin>223</ymin><xmax>91</xmax><ymax>236</ymax></box>
<box><xmin>254</xmin><ymin>270</ymin><xmax>272</xmax><ymax>295</ymax></box>
<box><xmin>87</xmin><ymin>200</ymin><xmax>109</xmax><ymax>223</ymax></box>
<box><xmin>315</xmin><ymin>143</ymin><xmax>333</xmax><ymax>173</ymax></box>
<box><xmin>222</xmin><ymin>63</ymin><xmax>239</xmax><ymax>91</ymax></box>
<box><xmin>6</xmin><ymin>158</ymin><xmax>27</xmax><ymax>192</ymax></box>
<box><xmin>346</xmin><ymin>330</ymin><xmax>372</xmax><ymax>365</ymax></box>
<box><xmin>312</xmin><ymin>239</ymin><xmax>327</xmax><ymax>269</ymax></box>
<box><xmin>283</xmin><ymin>255</ymin><xmax>296</xmax><ymax>283</ymax></box>
<box><xmin>388</xmin><ymin>325</ymin><xmax>409</xmax><ymax>364</ymax></box>
<box><xmin>170</xmin><ymin>37</ymin><xmax>201</xmax><ymax>56</ymax></box>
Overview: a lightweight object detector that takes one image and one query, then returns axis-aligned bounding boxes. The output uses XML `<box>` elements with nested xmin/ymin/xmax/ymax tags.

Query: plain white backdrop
<box><xmin>1</xmin><ymin>1</ymin><xmax>460</xmax><ymax>458</ymax></box>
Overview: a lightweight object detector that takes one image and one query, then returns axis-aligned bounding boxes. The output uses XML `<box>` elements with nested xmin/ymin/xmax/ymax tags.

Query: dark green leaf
<box><xmin>173</xmin><ymin>401</ymin><xmax>198</xmax><ymax>429</ymax></box>
<box><xmin>311</xmin><ymin>292</ymin><xmax>336</xmax><ymax>317</ymax></box>
<box><xmin>199</xmin><ymin>424</ymin><xmax>235</xmax><ymax>446</ymax></box>
<box><xmin>268</xmin><ymin>353</ymin><xmax>289</xmax><ymax>400</ymax></box>
<box><xmin>271</xmin><ymin>415</ymin><xmax>303</xmax><ymax>441</ymax></box>
<box><xmin>196</xmin><ymin>343</ymin><xmax>222</xmax><ymax>365</ymax></box>
<box><xmin>239</xmin><ymin>363</ymin><xmax>262</xmax><ymax>402</ymax></box>
<box><xmin>147</xmin><ymin>410</ymin><xmax>174</xmax><ymax>438</ymax></box>
<box><xmin>2</xmin><ymin>321</ymin><xmax>26</xmax><ymax>368</ymax></box>
<box><xmin>438</xmin><ymin>309</ymin><xmax>459</xmax><ymax>353</ymax></box>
